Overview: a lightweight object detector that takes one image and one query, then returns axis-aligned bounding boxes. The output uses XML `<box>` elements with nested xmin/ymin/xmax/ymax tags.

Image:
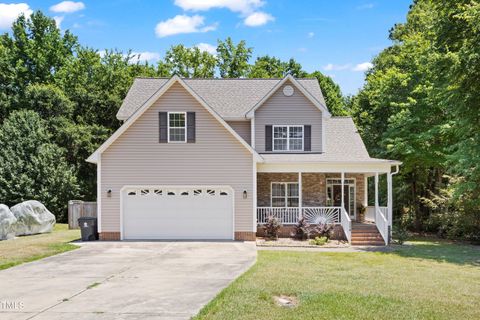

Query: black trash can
<box><xmin>78</xmin><ymin>217</ymin><xmax>98</xmax><ymax>241</ymax></box>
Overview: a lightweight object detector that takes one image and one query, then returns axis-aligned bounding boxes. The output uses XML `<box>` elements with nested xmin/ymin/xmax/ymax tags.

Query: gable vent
<box><xmin>283</xmin><ymin>85</ymin><xmax>294</xmax><ymax>96</ymax></box>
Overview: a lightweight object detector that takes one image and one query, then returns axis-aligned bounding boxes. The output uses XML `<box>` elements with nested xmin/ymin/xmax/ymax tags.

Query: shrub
<box><xmin>291</xmin><ymin>218</ymin><xmax>311</xmax><ymax>240</ymax></box>
<box><xmin>309</xmin><ymin>236</ymin><xmax>328</xmax><ymax>246</ymax></box>
<box><xmin>262</xmin><ymin>215</ymin><xmax>282</xmax><ymax>240</ymax></box>
<box><xmin>393</xmin><ymin>224</ymin><xmax>409</xmax><ymax>245</ymax></box>
<box><xmin>309</xmin><ymin>223</ymin><xmax>334</xmax><ymax>240</ymax></box>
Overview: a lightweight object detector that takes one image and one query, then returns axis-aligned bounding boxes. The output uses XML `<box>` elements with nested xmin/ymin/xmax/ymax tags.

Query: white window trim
<box><xmin>167</xmin><ymin>111</ymin><xmax>187</xmax><ymax>143</ymax></box>
<box><xmin>270</xmin><ymin>182</ymin><xmax>299</xmax><ymax>207</ymax></box>
<box><xmin>272</xmin><ymin>125</ymin><xmax>304</xmax><ymax>152</ymax></box>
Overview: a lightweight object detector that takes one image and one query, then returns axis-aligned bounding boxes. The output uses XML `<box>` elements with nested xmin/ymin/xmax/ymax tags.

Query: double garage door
<box><xmin>122</xmin><ymin>186</ymin><xmax>234</xmax><ymax>240</ymax></box>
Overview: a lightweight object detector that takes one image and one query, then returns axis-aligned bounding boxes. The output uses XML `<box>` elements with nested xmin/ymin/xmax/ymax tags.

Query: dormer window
<box><xmin>273</xmin><ymin>125</ymin><xmax>303</xmax><ymax>151</ymax></box>
<box><xmin>168</xmin><ymin>112</ymin><xmax>186</xmax><ymax>142</ymax></box>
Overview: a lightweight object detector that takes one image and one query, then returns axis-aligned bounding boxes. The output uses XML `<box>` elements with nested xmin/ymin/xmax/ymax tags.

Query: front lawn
<box><xmin>0</xmin><ymin>223</ymin><xmax>80</xmax><ymax>270</ymax></box>
<box><xmin>195</xmin><ymin>240</ymin><xmax>480</xmax><ymax>320</ymax></box>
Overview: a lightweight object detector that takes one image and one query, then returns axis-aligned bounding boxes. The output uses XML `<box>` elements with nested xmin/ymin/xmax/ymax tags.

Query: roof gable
<box><xmin>88</xmin><ymin>76</ymin><xmax>262</xmax><ymax>163</ymax></box>
<box><xmin>116</xmin><ymin>76</ymin><xmax>328</xmax><ymax>121</ymax></box>
<box><xmin>245</xmin><ymin>75</ymin><xmax>331</xmax><ymax>118</ymax></box>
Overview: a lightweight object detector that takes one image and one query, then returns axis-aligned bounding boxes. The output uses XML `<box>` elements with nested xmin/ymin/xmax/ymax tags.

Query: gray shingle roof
<box><xmin>261</xmin><ymin>117</ymin><xmax>399</xmax><ymax>163</ymax></box>
<box><xmin>116</xmin><ymin>77</ymin><xmax>326</xmax><ymax>120</ymax></box>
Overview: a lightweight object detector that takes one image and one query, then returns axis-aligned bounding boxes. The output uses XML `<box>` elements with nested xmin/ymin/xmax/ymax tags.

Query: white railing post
<box><xmin>374</xmin><ymin>172</ymin><xmax>379</xmax><ymax>220</ymax></box>
<box><xmin>341</xmin><ymin>172</ymin><xmax>345</xmax><ymax>213</ymax></box>
<box><xmin>298</xmin><ymin>172</ymin><xmax>303</xmax><ymax>220</ymax></box>
<box><xmin>387</xmin><ymin>173</ymin><xmax>393</xmax><ymax>242</ymax></box>
<box><xmin>364</xmin><ymin>175</ymin><xmax>368</xmax><ymax>207</ymax></box>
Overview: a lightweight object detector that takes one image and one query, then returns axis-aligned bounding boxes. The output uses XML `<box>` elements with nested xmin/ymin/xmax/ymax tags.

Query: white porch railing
<box><xmin>365</xmin><ymin>206</ymin><xmax>376</xmax><ymax>222</ymax></box>
<box><xmin>256</xmin><ymin>207</ymin><xmax>300</xmax><ymax>224</ymax></box>
<box><xmin>256</xmin><ymin>207</ymin><xmax>342</xmax><ymax>225</ymax></box>
<box><xmin>340</xmin><ymin>207</ymin><xmax>352</xmax><ymax>243</ymax></box>
<box><xmin>375</xmin><ymin>206</ymin><xmax>389</xmax><ymax>245</ymax></box>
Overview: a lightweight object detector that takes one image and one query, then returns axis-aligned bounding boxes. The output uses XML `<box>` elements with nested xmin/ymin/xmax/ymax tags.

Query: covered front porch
<box><xmin>255</xmin><ymin>168</ymin><xmax>397</xmax><ymax>245</ymax></box>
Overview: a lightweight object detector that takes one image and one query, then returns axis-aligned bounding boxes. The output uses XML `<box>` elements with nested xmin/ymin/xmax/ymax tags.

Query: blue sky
<box><xmin>0</xmin><ymin>0</ymin><xmax>412</xmax><ymax>94</ymax></box>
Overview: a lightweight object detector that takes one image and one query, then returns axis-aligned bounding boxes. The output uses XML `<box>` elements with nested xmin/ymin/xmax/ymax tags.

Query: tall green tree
<box><xmin>164</xmin><ymin>45</ymin><xmax>216</xmax><ymax>78</ymax></box>
<box><xmin>309</xmin><ymin>71</ymin><xmax>348</xmax><ymax>116</ymax></box>
<box><xmin>216</xmin><ymin>37</ymin><xmax>252</xmax><ymax>78</ymax></box>
<box><xmin>0</xmin><ymin>110</ymin><xmax>79</xmax><ymax>221</ymax></box>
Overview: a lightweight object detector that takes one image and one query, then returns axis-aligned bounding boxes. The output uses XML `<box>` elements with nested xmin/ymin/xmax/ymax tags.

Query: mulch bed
<box><xmin>256</xmin><ymin>237</ymin><xmax>350</xmax><ymax>248</ymax></box>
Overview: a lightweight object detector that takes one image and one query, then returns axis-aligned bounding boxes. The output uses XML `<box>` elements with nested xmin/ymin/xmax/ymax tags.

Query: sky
<box><xmin>0</xmin><ymin>0</ymin><xmax>412</xmax><ymax>95</ymax></box>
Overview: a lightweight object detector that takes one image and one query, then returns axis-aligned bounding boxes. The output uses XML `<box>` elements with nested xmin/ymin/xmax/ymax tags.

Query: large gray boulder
<box><xmin>11</xmin><ymin>200</ymin><xmax>56</xmax><ymax>236</ymax></box>
<box><xmin>0</xmin><ymin>204</ymin><xmax>17</xmax><ymax>240</ymax></box>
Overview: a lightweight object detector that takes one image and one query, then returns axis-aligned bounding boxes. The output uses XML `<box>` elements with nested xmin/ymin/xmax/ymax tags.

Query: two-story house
<box><xmin>87</xmin><ymin>75</ymin><xmax>400</xmax><ymax>245</ymax></box>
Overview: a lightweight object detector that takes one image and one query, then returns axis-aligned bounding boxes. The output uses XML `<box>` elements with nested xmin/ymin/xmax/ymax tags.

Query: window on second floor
<box><xmin>168</xmin><ymin>112</ymin><xmax>186</xmax><ymax>142</ymax></box>
<box><xmin>273</xmin><ymin>125</ymin><xmax>303</xmax><ymax>151</ymax></box>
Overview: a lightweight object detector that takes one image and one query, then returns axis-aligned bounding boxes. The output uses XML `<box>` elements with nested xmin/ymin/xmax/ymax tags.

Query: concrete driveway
<box><xmin>0</xmin><ymin>241</ymin><xmax>256</xmax><ymax>320</ymax></box>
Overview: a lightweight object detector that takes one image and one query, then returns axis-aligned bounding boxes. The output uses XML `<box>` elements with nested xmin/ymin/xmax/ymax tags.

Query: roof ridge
<box><xmin>134</xmin><ymin>77</ymin><xmax>319</xmax><ymax>80</ymax></box>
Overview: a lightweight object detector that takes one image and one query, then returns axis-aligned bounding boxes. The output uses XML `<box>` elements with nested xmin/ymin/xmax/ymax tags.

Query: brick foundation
<box><xmin>235</xmin><ymin>231</ymin><xmax>256</xmax><ymax>241</ymax></box>
<box><xmin>99</xmin><ymin>232</ymin><xmax>121</xmax><ymax>241</ymax></box>
<box><xmin>257</xmin><ymin>224</ymin><xmax>346</xmax><ymax>240</ymax></box>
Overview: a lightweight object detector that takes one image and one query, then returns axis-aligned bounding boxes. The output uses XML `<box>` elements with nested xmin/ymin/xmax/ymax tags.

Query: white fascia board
<box><xmin>87</xmin><ymin>76</ymin><xmax>264</xmax><ymax>164</ymax></box>
<box><xmin>245</xmin><ymin>75</ymin><xmax>331</xmax><ymax>119</ymax></box>
<box><xmin>257</xmin><ymin>162</ymin><xmax>394</xmax><ymax>173</ymax></box>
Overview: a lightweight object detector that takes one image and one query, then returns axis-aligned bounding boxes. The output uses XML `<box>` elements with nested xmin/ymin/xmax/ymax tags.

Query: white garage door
<box><xmin>122</xmin><ymin>186</ymin><xmax>234</xmax><ymax>240</ymax></box>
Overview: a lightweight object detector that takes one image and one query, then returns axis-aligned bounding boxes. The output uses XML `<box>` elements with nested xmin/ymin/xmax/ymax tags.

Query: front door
<box><xmin>327</xmin><ymin>179</ymin><xmax>356</xmax><ymax>219</ymax></box>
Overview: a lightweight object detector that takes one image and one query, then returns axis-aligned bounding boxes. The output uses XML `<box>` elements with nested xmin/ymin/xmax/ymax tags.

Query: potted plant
<box><xmin>358</xmin><ymin>205</ymin><xmax>366</xmax><ymax>222</ymax></box>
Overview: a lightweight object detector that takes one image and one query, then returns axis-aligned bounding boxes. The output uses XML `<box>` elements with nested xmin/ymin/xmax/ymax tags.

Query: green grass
<box><xmin>194</xmin><ymin>239</ymin><xmax>480</xmax><ymax>320</ymax></box>
<box><xmin>0</xmin><ymin>223</ymin><xmax>80</xmax><ymax>270</ymax></box>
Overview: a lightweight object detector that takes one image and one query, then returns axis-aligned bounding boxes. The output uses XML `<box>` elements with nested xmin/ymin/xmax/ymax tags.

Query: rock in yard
<box><xmin>0</xmin><ymin>204</ymin><xmax>17</xmax><ymax>240</ymax></box>
<box><xmin>274</xmin><ymin>295</ymin><xmax>298</xmax><ymax>308</ymax></box>
<box><xmin>11</xmin><ymin>200</ymin><xmax>56</xmax><ymax>236</ymax></box>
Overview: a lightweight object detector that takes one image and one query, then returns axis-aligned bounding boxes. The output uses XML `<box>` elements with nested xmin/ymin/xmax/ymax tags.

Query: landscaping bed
<box><xmin>256</xmin><ymin>237</ymin><xmax>349</xmax><ymax>248</ymax></box>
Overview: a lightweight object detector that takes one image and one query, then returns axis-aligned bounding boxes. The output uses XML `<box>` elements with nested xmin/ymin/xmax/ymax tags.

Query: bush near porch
<box><xmin>194</xmin><ymin>239</ymin><xmax>480</xmax><ymax>320</ymax></box>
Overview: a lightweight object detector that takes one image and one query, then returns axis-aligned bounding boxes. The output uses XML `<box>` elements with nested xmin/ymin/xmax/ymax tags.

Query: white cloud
<box><xmin>308</xmin><ymin>32</ymin><xmax>315</xmax><ymax>38</ymax></box>
<box><xmin>0</xmin><ymin>3</ymin><xmax>32</xmax><ymax>29</ymax></box>
<box><xmin>53</xmin><ymin>16</ymin><xmax>64</xmax><ymax>28</ymax></box>
<box><xmin>357</xmin><ymin>3</ymin><xmax>374</xmax><ymax>10</ymax></box>
<box><xmin>244</xmin><ymin>11</ymin><xmax>274</xmax><ymax>27</ymax></box>
<box><xmin>323</xmin><ymin>62</ymin><xmax>374</xmax><ymax>72</ymax></box>
<box><xmin>155</xmin><ymin>15</ymin><xmax>217</xmax><ymax>37</ymax></box>
<box><xmin>174</xmin><ymin>0</ymin><xmax>264</xmax><ymax>14</ymax></box>
<box><xmin>50</xmin><ymin>1</ymin><xmax>85</xmax><ymax>13</ymax></box>
<box><xmin>195</xmin><ymin>43</ymin><xmax>217</xmax><ymax>55</ymax></box>
<box><xmin>353</xmin><ymin>62</ymin><xmax>373</xmax><ymax>72</ymax></box>
<box><xmin>175</xmin><ymin>0</ymin><xmax>274</xmax><ymax>27</ymax></box>
<box><xmin>129</xmin><ymin>51</ymin><xmax>161</xmax><ymax>63</ymax></box>
<box><xmin>298</xmin><ymin>47</ymin><xmax>307</xmax><ymax>53</ymax></box>
<box><xmin>323</xmin><ymin>63</ymin><xmax>352</xmax><ymax>71</ymax></box>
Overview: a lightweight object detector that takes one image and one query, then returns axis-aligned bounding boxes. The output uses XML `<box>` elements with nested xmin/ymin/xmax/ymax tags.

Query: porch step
<box><xmin>350</xmin><ymin>223</ymin><xmax>385</xmax><ymax>246</ymax></box>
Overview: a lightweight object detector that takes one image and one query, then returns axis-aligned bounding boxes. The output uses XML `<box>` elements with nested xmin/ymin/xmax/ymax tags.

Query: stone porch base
<box><xmin>256</xmin><ymin>224</ymin><xmax>346</xmax><ymax>240</ymax></box>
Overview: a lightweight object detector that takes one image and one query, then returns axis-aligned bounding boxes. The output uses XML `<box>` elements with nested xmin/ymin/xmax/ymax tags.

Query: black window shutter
<box><xmin>265</xmin><ymin>125</ymin><xmax>273</xmax><ymax>151</ymax></box>
<box><xmin>187</xmin><ymin>112</ymin><xmax>196</xmax><ymax>143</ymax></box>
<box><xmin>304</xmin><ymin>125</ymin><xmax>311</xmax><ymax>151</ymax></box>
<box><xmin>159</xmin><ymin>112</ymin><xmax>168</xmax><ymax>143</ymax></box>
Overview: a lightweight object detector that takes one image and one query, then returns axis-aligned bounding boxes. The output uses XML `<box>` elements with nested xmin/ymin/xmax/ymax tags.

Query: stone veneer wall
<box><xmin>257</xmin><ymin>172</ymin><xmax>365</xmax><ymax>212</ymax></box>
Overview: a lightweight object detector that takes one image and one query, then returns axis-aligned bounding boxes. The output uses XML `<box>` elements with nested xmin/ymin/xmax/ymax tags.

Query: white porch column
<box><xmin>374</xmin><ymin>172</ymin><xmax>379</xmax><ymax>216</ymax></box>
<box><xmin>387</xmin><ymin>172</ymin><xmax>393</xmax><ymax>233</ymax></box>
<box><xmin>298</xmin><ymin>172</ymin><xmax>303</xmax><ymax>219</ymax></box>
<box><xmin>341</xmin><ymin>172</ymin><xmax>345</xmax><ymax>212</ymax></box>
<box><xmin>364</xmin><ymin>175</ymin><xmax>368</xmax><ymax>207</ymax></box>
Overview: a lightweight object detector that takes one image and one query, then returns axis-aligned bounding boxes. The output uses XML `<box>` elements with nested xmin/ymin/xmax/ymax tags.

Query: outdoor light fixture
<box><xmin>107</xmin><ymin>189</ymin><xmax>112</xmax><ymax>197</ymax></box>
<box><xmin>243</xmin><ymin>190</ymin><xmax>248</xmax><ymax>199</ymax></box>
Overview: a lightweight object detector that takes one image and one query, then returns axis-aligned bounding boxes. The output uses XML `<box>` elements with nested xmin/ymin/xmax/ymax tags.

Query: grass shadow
<box><xmin>388</xmin><ymin>238</ymin><xmax>480</xmax><ymax>266</ymax></box>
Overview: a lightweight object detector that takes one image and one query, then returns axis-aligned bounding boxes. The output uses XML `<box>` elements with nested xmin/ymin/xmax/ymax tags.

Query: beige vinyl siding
<box><xmin>101</xmin><ymin>83</ymin><xmax>254</xmax><ymax>233</ymax></box>
<box><xmin>254</xmin><ymin>80</ymin><xmax>323</xmax><ymax>153</ymax></box>
<box><xmin>227</xmin><ymin>120</ymin><xmax>251</xmax><ymax>145</ymax></box>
